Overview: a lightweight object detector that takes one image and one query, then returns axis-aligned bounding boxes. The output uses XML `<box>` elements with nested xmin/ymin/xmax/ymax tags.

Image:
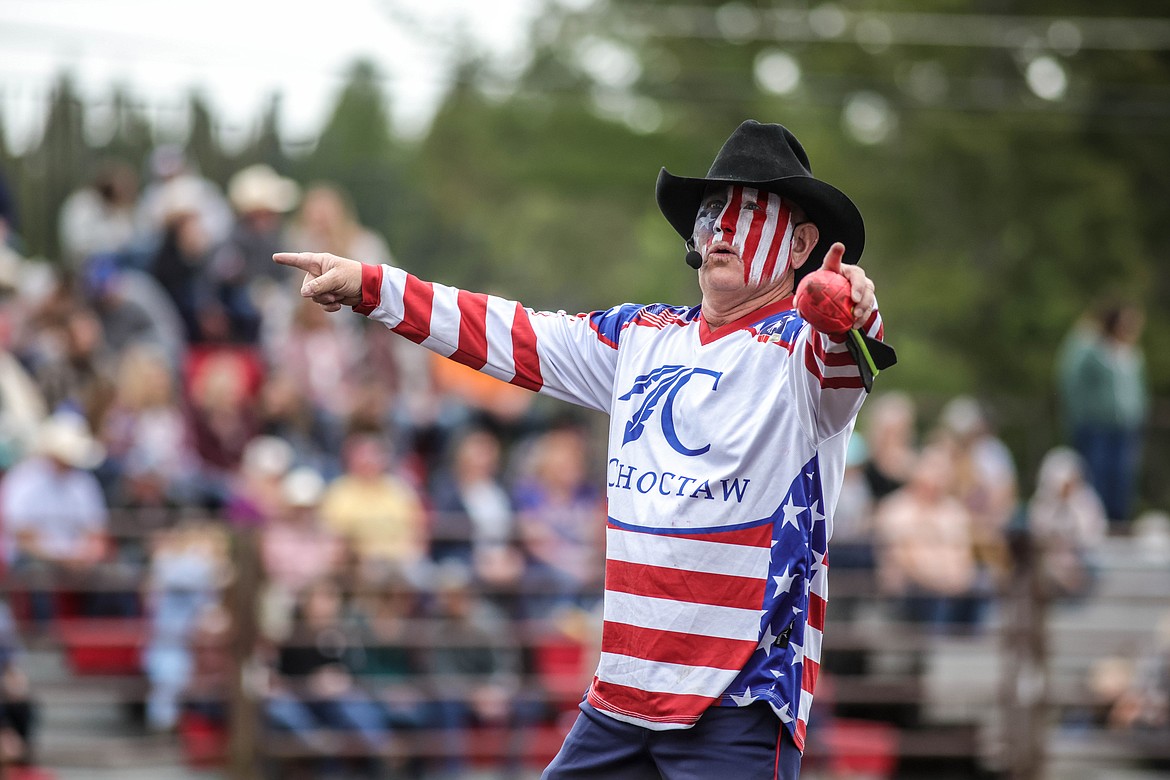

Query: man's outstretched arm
<box><xmin>273</xmin><ymin>252</ymin><xmax>626</xmax><ymax>412</ymax></box>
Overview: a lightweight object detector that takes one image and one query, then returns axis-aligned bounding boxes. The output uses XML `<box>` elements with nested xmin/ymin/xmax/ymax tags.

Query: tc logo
<box><xmin>619</xmin><ymin>365</ymin><xmax>723</xmax><ymax>456</ymax></box>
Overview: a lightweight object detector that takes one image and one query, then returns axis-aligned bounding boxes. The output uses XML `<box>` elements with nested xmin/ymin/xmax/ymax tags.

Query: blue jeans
<box><xmin>543</xmin><ymin>700</ymin><xmax>801</xmax><ymax>779</ymax></box>
<box><xmin>1074</xmin><ymin>424</ymin><xmax>1142</xmax><ymax>522</ymax></box>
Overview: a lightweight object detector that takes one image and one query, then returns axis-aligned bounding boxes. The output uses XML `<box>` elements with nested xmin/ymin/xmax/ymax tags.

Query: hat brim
<box><xmin>656</xmin><ymin>168</ymin><xmax>865</xmax><ymax>272</ymax></box>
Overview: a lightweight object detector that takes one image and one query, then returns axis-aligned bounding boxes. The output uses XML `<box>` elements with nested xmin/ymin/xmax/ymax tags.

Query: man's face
<box><xmin>692</xmin><ymin>184</ymin><xmax>795</xmax><ymax>291</ymax></box>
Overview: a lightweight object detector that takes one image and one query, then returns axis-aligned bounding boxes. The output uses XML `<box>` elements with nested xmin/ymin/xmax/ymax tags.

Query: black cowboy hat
<box><xmin>656</xmin><ymin>120</ymin><xmax>865</xmax><ymax>274</ymax></box>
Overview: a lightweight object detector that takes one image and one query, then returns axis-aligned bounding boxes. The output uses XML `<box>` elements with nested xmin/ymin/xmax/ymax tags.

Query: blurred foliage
<box><xmin>1</xmin><ymin>0</ymin><xmax>1168</xmax><ymax>491</ymax></box>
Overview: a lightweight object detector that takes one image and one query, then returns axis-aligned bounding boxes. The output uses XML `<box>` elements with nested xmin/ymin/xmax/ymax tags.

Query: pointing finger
<box><xmin>274</xmin><ymin>252</ymin><xmax>324</xmax><ymax>275</ymax></box>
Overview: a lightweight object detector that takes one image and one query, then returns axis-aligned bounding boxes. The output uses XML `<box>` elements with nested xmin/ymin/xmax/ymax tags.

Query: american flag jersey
<box><xmin>354</xmin><ymin>263</ymin><xmax>884</xmax><ymax>751</ymax></box>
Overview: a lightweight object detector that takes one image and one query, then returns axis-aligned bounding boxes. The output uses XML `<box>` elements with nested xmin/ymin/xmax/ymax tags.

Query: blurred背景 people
<box><xmin>1057</xmin><ymin>301</ymin><xmax>1149</xmax><ymax>525</ymax></box>
<box><xmin>1027</xmin><ymin>447</ymin><xmax>1107</xmax><ymax>599</ymax></box>
<box><xmin>874</xmin><ymin>443</ymin><xmax>979</xmax><ymax>630</ymax></box>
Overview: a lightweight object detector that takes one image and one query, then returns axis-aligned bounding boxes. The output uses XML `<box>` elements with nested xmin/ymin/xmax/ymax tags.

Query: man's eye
<box><xmin>744</xmin><ymin>202</ymin><xmax>762</xmax><ymax>211</ymax></box>
<box><xmin>702</xmin><ymin>201</ymin><xmax>725</xmax><ymax>212</ymax></box>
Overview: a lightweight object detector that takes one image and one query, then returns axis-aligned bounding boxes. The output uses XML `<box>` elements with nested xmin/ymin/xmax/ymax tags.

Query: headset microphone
<box><xmin>685</xmin><ymin>250</ymin><xmax>703</xmax><ymax>269</ymax></box>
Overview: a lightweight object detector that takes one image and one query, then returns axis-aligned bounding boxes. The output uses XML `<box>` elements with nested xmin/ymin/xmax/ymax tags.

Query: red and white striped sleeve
<box><xmin>354</xmin><ymin>263</ymin><xmax>621</xmax><ymax>413</ymax></box>
<box><xmin>789</xmin><ymin>304</ymin><xmax>885</xmax><ymax>443</ymax></box>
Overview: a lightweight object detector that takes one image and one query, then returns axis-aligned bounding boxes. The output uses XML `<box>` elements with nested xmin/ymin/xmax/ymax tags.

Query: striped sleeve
<box><xmin>790</xmin><ymin>304</ymin><xmax>885</xmax><ymax>443</ymax></box>
<box><xmin>357</xmin><ymin>264</ymin><xmax>623</xmax><ymax>412</ymax></box>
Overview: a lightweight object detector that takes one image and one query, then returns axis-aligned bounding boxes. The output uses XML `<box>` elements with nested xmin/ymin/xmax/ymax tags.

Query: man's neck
<box><xmin>701</xmin><ymin>280</ymin><xmax>795</xmax><ymax>330</ymax></box>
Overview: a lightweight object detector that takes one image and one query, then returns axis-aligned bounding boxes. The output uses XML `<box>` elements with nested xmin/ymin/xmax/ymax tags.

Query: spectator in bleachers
<box><xmin>874</xmin><ymin>443</ymin><xmax>980</xmax><ymax>630</ymax></box>
<box><xmin>208</xmin><ymin>165</ymin><xmax>301</xmax><ymax>344</ymax></box>
<box><xmin>265</xmin><ymin>295</ymin><xmax>363</xmax><ymax>428</ymax></box>
<box><xmin>422</xmin><ymin>560</ymin><xmax>525</xmax><ymax>778</ymax></box>
<box><xmin>1026</xmin><ymin>447</ymin><xmax>1107</xmax><ymax>600</ymax></box>
<box><xmin>513</xmin><ymin>424</ymin><xmax>605</xmax><ymax>620</ymax></box>
<box><xmin>149</xmin><ymin>192</ymin><xmax>219</xmax><ymax>343</ymax></box>
<box><xmin>350</xmin><ymin>569</ymin><xmax>425</xmax><ymax>719</ymax></box>
<box><xmin>58</xmin><ymin>160</ymin><xmax>139</xmax><ymax>270</ymax></box>
<box><xmin>135</xmin><ymin>145</ymin><xmax>233</xmax><ymax>250</ymax></box>
<box><xmin>184</xmin><ymin>350</ymin><xmax>262</xmax><ymax>486</ymax></box>
<box><xmin>80</xmin><ymin>253</ymin><xmax>187</xmax><ymax>370</ymax></box>
<box><xmin>937</xmin><ymin>396</ymin><xmax>1018</xmax><ymax>607</ymax></box>
<box><xmin>0</xmin><ymin>269</ymin><xmax>47</xmax><ymax>471</ymax></box>
<box><xmin>223</xmin><ymin>435</ymin><xmax>294</xmax><ymax>528</ymax></box>
<box><xmin>259</xmin><ymin>467</ymin><xmax>344</xmax><ymax>642</ymax></box>
<box><xmin>263</xmin><ymin>577</ymin><xmax>393</xmax><ymax>776</ymax></box>
<box><xmin>429</xmin><ymin>427</ymin><xmax>523</xmax><ymax>593</ymax></box>
<box><xmin>860</xmin><ymin>391</ymin><xmax>918</xmax><ymax>501</ymax></box>
<box><xmin>1</xmin><ymin>411</ymin><xmax>111</xmax><ymax>625</ymax></box>
<box><xmin>141</xmin><ymin>521</ymin><xmax>231</xmax><ymax>732</ymax></box>
<box><xmin>1057</xmin><ymin>301</ymin><xmax>1149</xmax><ymax>526</ymax></box>
<box><xmin>319</xmin><ymin>432</ymin><xmax>427</xmax><ymax>581</ymax></box>
<box><xmin>100</xmin><ymin>343</ymin><xmax>198</xmax><ymax>506</ymax></box>
<box><xmin>27</xmin><ymin>297</ymin><xmax>116</xmax><ymax>427</ymax></box>
<box><xmin>256</xmin><ymin>369</ymin><xmax>342</xmax><ymax>479</ymax></box>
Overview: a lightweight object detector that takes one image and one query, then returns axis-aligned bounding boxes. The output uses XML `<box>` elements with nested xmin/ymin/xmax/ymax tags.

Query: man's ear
<box><xmin>789</xmin><ymin>222</ymin><xmax>820</xmax><ymax>270</ymax></box>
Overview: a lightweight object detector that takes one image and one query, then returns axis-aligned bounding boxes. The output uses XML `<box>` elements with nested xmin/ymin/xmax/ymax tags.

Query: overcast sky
<box><xmin>0</xmin><ymin>0</ymin><xmax>546</xmax><ymax>152</ymax></box>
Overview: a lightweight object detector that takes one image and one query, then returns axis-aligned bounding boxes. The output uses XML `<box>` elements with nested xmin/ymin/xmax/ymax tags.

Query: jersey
<box><xmin>353</xmin><ymin>262</ymin><xmax>884</xmax><ymax>751</ymax></box>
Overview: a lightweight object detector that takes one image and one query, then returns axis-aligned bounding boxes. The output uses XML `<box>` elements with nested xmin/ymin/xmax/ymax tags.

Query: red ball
<box><xmin>794</xmin><ymin>269</ymin><xmax>854</xmax><ymax>335</ymax></box>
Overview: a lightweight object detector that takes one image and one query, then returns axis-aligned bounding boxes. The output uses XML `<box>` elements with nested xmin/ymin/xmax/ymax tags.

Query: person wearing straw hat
<box><xmin>1</xmin><ymin>411</ymin><xmax>110</xmax><ymax>625</ymax></box>
<box><xmin>274</xmin><ymin>120</ymin><xmax>894</xmax><ymax>778</ymax></box>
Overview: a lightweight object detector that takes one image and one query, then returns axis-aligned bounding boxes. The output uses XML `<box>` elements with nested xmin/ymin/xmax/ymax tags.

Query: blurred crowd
<box><xmin>0</xmin><ymin>149</ymin><xmax>1164</xmax><ymax>775</ymax></box>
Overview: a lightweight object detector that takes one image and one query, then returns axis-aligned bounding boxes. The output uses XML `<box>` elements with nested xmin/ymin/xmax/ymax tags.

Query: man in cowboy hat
<box><xmin>274</xmin><ymin>120</ymin><xmax>891</xmax><ymax>779</ymax></box>
<box><xmin>1</xmin><ymin>412</ymin><xmax>111</xmax><ymax>625</ymax></box>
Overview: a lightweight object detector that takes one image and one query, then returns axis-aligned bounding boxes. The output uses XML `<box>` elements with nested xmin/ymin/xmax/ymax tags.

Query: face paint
<box><xmin>693</xmin><ymin>185</ymin><xmax>795</xmax><ymax>287</ymax></box>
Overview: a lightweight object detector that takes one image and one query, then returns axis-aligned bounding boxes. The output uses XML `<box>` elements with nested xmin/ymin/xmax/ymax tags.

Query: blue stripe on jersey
<box><xmin>607</xmin><ymin>514</ymin><xmax>777</xmax><ymax>536</ymax></box>
<box><xmin>589</xmin><ymin>304</ymin><xmax>696</xmax><ymax>348</ymax></box>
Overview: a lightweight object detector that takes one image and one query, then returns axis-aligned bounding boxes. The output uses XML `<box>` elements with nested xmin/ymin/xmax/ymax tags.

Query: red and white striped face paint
<box><xmin>693</xmin><ymin>185</ymin><xmax>795</xmax><ymax>287</ymax></box>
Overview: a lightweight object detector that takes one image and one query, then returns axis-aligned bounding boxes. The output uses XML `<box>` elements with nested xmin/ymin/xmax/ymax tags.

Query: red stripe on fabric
<box><xmin>794</xmin><ymin>720</ymin><xmax>807</xmax><ymax>751</ymax></box>
<box><xmin>390</xmin><ymin>274</ymin><xmax>434</xmax><ymax>345</ymax></box>
<box><xmin>758</xmin><ymin>198</ymin><xmax>791</xmax><ymax>283</ymax></box>
<box><xmin>822</xmin><ymin>375</ymin><xmax>865</xmax><ymax>390</ymax></box>
<box><xmin>605</xmin><ymin>560</ymin><xmax>767</xmax><ymax>610</ymax></box>
<box><xmin>812</xmin><ymin>333</ymin><xmax>857</xmax><ymax>366</ymax></box>
<box><xmin>741</xmin><ymin>190</ymin><xmax>769</xmax><ymax>284</ymax></box>
<box><xmin>801</xmin><ymin>657</ymin><xmax>821</xmax><ymax>698</ymax></box>
<box><xmin>808</xmin><ymin>593</ymin><xmax>827</xmax><ymax>632</ymax></box>
<box><xmin>804</xmin><ymin>341</ymin><xmax>825</xmax><ymax>386</ymax></box>
<box><xmin>449</xmin><ymin>290</ymin><xmax>489</xmax><ymax>369</ymax></box>
<box><xmin>353</xmin><ymin>263</ymin><xmax>383</xmax><ymax>316</ymax></box>
<box><xmin>601</xmin><ymin>621</ymin><xmax>757</xmax><ymax>670</ymax></box>
<box><xmin>655</xmin><ymin>523</ymin><xmax>772</xmax><ymax>549</ymax></box>
<box><xmin>806</xmin><ymin>340</ymin><xmax>863</xmax><ymax>389</ymax></box>
<box><xmin>774</xmin><ymin>726</ymin><xmax>783</xmax><ymax>780</ymax></box>
<box><xmin>509</xmin><ymin>304</ymin><xmax>543</xmax><ymax>391</ymax></box>
<box><xmin>864</xmin><ymin>309</ymin><xmax>879</xmax><ymax>333</ymax></box>
<box><xmin>588</xmin><ymin>679</ymin><xmax>717</xmax><ymax>724</ymax></box>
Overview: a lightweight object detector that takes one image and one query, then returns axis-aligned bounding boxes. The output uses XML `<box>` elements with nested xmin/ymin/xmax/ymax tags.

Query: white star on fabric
<box><xmin>757</xmin><ymin>623</ymin><xmax>778</xmax><ymax>653</ymax></box>
<box><xmin>770</xmin><ymin>668</ymin><xmax>782</xmax><ymax>678</ymax></box>
<box><xmin>792</xmin><ymin>606</ymin><xmax>803</xmax><ymax>616</ymax></box>
<box><xmin>772</xmin><ymin>565</ymin><xmax>798</xmax><ymax>598</ymax></box>
<box><xmin>781</xmin><ymin>496</ymin><xmax>806</xmax><ymax>530</ymax></box>
<box><xmin>789</xmin><ymin>640</ymin><xmax>805</xmax><ymax>667</ymax></box>
<box><xmin>809</xmin><ymin>548</ymin><xmax>828</xmax><ymax>591</ymax></box>
<box><xmin>809</xmin><ymin>500</ymin><xmax>827</xmax><ymax>526</ymax></box>
<box><xmin>774</xmin><ymin>702</ymin><xmax>795</xmax><ymax>724</ymax></box>
<box><xmin>730</xmin><ymin>689</ymin><xmax>758</xmax><ymax>707</ymax></box>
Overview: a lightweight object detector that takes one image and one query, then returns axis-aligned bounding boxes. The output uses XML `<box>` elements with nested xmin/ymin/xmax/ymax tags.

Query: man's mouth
<box><xmin>706</xmin><ymin>242</ymin><xmax>739</xmax><ymax>262</ymax></box>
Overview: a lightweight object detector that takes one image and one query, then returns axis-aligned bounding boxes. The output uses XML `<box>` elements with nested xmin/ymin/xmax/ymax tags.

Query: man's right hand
<box><xmin>273</xmin><ymin>252</ymin><xmax>364</xmax><ymax>312</ymax></box>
